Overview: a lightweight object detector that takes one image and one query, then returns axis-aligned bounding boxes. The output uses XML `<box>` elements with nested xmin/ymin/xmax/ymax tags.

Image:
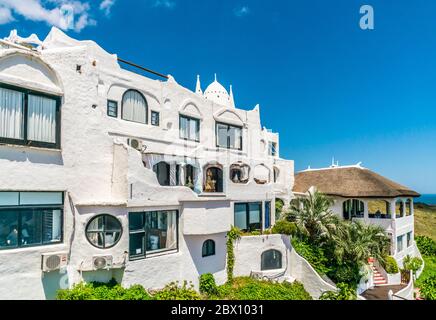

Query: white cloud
<box><xmin>99</xmin><ymin>0</ymin><xmax>115</xmax><ymax>16</ymax></box>
<box><xmin>0</xmin><ymin>6</ymin><xmax>14</xmax><ymax>24</ymax></box>
<box><xmin>153</xmin><ymin>0</ymin><xmax>176</xmax><ymax>9</ymax></box>
<box><xmin>0</xmin><ymin>0</ymin><xmax>95</xmax><ymax>32</ymax></box>
<box><xmin>233</xmin><ymin>6</ymin><xmax>250</xmax><ymax>17</ymax></box>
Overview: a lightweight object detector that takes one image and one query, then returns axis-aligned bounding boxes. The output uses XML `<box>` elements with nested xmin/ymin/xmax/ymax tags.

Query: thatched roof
<box><xmin>293</xmin><ymin>166</ymin><xmax>420</xmax><ymax>198</ymax></box>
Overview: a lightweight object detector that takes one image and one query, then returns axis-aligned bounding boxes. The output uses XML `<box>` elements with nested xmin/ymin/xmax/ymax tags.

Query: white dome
<box><xmin>204</xmin><ymin>79</ymin><xmax>231</xmax><ymax>108</ymax></box>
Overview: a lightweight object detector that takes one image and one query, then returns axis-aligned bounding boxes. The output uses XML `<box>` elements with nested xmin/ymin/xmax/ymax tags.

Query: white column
<box><xmin>363</xmin><ymin>199</ymin><xmax>369</xmax><ymax>220</ymax></box>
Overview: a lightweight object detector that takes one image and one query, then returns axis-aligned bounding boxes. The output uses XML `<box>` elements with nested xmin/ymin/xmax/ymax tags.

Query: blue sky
<box><xmin>1</xmin><ymin>0</ymin><xmax>435</xmax><ymax>193</ymax></box>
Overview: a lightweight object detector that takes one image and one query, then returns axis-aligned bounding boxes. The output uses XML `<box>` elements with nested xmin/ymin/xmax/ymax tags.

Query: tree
<box><xmin>283</xmin><ymin>190</ymin><xmax>340</xmax><ymax>244</ymax></box>
<box><xmin>332</xmin><ymin>220</ymin><xmax>390</xmax><ymax>267</ymax></box>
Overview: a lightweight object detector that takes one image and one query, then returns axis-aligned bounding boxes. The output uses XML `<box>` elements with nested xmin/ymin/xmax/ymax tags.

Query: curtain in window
<box><xmin>180</xmin><ymin>116</ymin><xmax>188</xmax><ymax>138</ymax></box>
<box><xmin>234</xmin><ymin>204</ymin><xmax>247</xmax><ymax>231</ymax></box>
<box><xmin>122</xmin><ymin>91</ymin><xmax>147</xmax><ymax>123</ymax></box>
<box><xmin>189</xmin><ymin>118</ymin><xmax>198</xmax><ymax>140</ymax></box>
<box><xmin>0</xmin><ymin>87</ymin><xmax>24</xmax><ymax>140</ymax></box>
<box><xmin>165</xmin><ymin>211</ymin><xmax>177</xmax><ymax>250</ymax></box>
<box><xmin>27</xmin><ymin>95</ymin><xmax>57</xmax><ymax>143</ymax></box>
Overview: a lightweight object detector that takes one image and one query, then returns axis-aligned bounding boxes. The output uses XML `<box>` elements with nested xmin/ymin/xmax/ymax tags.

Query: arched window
<box><xmin>261</xmin><ymin>249</ymin><xmax>282</xmax><ymax>270</ymax></box>
<box><xmin>368</xmin><ymin>200</ymin><xmax>390</xmax><ymax>219</ymax></box>
<box><xmin>122</xmin><ymin>90</ymin><xmax>148</xmax><ymax>124</ymax></box>
<box><xmin>86</xmin><ymin>214</ymin><xmax>122</xmax><ymax>249</ymax></box>
<box><xmin>396</xmin><ymin>200</ymin><xmax>404</xmax><ymax>218</ymax></box>
<box><xmin>254</xmin><ymin>164</ymin><xmax>270</xmax><ymax>185</ymax></box>
<box><xmin>343</xmin><ymin>199</ymin><xmax>364</xmax><ymax>220</ymax></box>
<box><xmin>202</xmin><ymin>239</ymin><xmax>216</xmax><ymax>257</ymax></box>
<box><xmin>405</xmin><ymin>199</ymin><xmax>412</xmax><ymax>216</ymax></box>
<box><xmin>185</xmin><ymin>164</ymin><xmax>196</xmax><ymax>190</ymax></box>
<box><xmin>230</xmin><ymin>163</ymin><xmax>250</xmax><ymax>184</ymax></box>
<box><xmin>204</xmin><ymin>165</ymin><xmax>223</xmax><ymax>193</ymax></box>
<box><xmin>153</xmin><ymin>162</ymin><xmax>170</xmax><ymax>186</ymax></box>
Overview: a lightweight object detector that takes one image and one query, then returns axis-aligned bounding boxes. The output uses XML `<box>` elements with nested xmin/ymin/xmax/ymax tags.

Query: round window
<box><xmin>86</xmin><ymin>214</ymin><xmax>122</xmax><ymax>249</ymax></box>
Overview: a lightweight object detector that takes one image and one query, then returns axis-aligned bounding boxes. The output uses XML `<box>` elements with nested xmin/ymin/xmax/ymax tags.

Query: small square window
<box><xmin>107</xmin><ymin>100</ymin><xmax>118</xmax><ymax>118</ymax></box>
<box><xmin>151</xmin><ymin>111</ymin><xmax>160</xmax><ymax>126</ymax></box>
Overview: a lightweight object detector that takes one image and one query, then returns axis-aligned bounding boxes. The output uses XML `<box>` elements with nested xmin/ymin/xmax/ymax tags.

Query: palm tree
<box><xmin>283</xmin><ymin>190</ymin><xmax>341</xmax><ymax>244</ymax></box>
<box><xmin>332</xmin><ymin>220</ymin><xmax>390</xmax><ymax>266</ymax></box>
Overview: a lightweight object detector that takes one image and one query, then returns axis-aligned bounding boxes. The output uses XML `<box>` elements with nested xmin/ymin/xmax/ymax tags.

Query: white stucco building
<box><xmin>0</xmin><ymin>28</ymin><xmax>295</xmax><ymax>299</ymax></box>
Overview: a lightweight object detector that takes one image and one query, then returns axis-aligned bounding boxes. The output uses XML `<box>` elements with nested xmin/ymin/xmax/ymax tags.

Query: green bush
<box><xmin>420</xmin><ymin>275</ymin><xmax>436</xmax><ymax>300</ymax></box>
<box><xmin>384</xmin><ymin>256</ymin><xmax>399</xmax><ymax>274</ymax></box>
<box><xmin>320</xmin><ymin>283</ymin><xmax>357</xmax><ymax>300</ymax></box>
<box><xmin>153</xmin><ymin>281</ymin><xmax>201</xmax><ymax>300</ymax></box>
<box><xmin>291</xmin><ymin>238</ymin><xmax>331</xmax><ymax>275</ymax></box>
<box><xmin>271</xmin><ymin>220</ymin><xmax>297</xmax><ymax>236</ymax></box>
<box><xmin>403</xmin><ymin>255</ymin><xmax>423</xmax><ymax>277</ymax></box>
<box><xmin>199</xmin><ymin>273</ymin><xmax>218</xmax><ymax>296</ymax></box>
<box><xmin>215</xmin><ymin>277</ymin><xmax>312</xmax><ymax>300</ymax></box>
<box><xmin>416</xmin><ymin>236</ymin><xmax>436</xmax><ymax>256</ymax></box>
<box><xmin>328</xmin><ymin>263</ymin><xmax>361</xmax><ymax>286</ymax></box>
<box><xmin>56</xmin><ymin>279</ymin><xmax>151</xmax><ymax>300</ymax></box>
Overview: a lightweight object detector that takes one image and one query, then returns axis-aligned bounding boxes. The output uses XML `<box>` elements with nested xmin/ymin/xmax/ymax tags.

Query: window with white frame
<box><xmin>122</xmin><ymin>90</ymin><xmax>148</xmax><ymax>124</ymax></box>
<box><xmin>0</xmin><ymin>192</ymin><xmax>63</xmax><ymax>250</ymax></box>
<box><xmin>268</xmin><ymin>142</ymin><xmax>277</xmax><ymax>156</ymax></box>
<box><xmin>216</xmin><ymin>122</ymin><xmax>242</xmax><ymax>150</ymax></box>
<box><xmin>397</xmin><ymin>235</ymin><xmax>404</xmax><ymax>253</ymax></box>
<box><xmin>0</xmin><ymin>84</ymin><xmax>61</xmax><ymax>149</ymax></box>
<box><xmin>179</xmin><ymin>115</ymin><xmax>200</xmax><ymax>142</ymax></box>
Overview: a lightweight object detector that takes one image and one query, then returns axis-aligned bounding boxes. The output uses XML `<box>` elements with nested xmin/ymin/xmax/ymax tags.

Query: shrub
<box><xmin>199</xmin><ymin>273</ymin><xmax>218</xmax><ymax>296</ymax></box>
<box><xmin>383</xmin><ymin>256</ymin><xmax>399</xmax><ymax>274</ymax></box>
<box><xmin>320</xmin><ymin>283</ymin><xmax>357</xmax><ymax>300</ymax></box>
<box><xmin>291</xmin><ymin>238</ymin><xmax>331</xmax><ymax>275</ymax></box>
<box><xmin>328</xmin><ymin>263</ymin><xmax>361</xmax><ymax>286</ymax></box>
<box><xmin>215</xmin><ymin>277</ymin><xmax>312</xmax><ymax>300</ymax></box>
<box><xmin>226</xmin><ymin>226</ymin><xmax>242</xmax><ymax>283</ymax></box>
<box><xmin>56</xmin><ymin>279</ymin><xmax>151</xmax><ymax>300</ymax></box>
<box><xmin>403</xmin><ymin>255</ymin><xmax>423</xmax><ymax>277</ymax></box>
<box><xmin>416</xmin><ymin>236</ymin><xmax>436</xmax><ymax>256</ymax></box>
<box><xmin>420</xmin><ymin>275</ymin><xmax>436</xmax><ymax>300</ymax></box>
<box><xmin>153</xmin><ymin>281</ymin><xmax>201</xmax><ymax>300</ymax></box>
<box><xmin>271</xmin><ymin>220</ymin><xmax>297</xmax><ymax>236</ymax></box>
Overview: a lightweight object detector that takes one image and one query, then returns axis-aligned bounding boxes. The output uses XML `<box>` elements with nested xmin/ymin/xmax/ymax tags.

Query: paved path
<box><xmin>362</xmin><ymin>285</ymin><xmax>407</xmax><ymax>300</ymax></box>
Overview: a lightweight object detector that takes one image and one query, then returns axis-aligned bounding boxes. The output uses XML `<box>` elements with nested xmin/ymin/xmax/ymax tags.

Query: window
<box><xmin>0</xmin><ymin>192</ymin><xmax>63</xmax><ymax>250</ymax></box>
<box><xmin>216</xmin><ymin>122</ymin><xmax>242</xmax><ymax>150</ymax></box>
<box><xmin>265</xmin><ymin>201</ymin><xmax>271</xmax><ymax>229</ymax></box>
<box><xmin>273</xmin><ymin>167</ymin><xmax>280</xmax><ymax>183</ymax></box>
<box><xmin>230</xmin><ymin>163</ymin><xmax>250</xmax><ymax>184</ymax></box>
<box><xmin>407</xmin><ymin>232</ymin><xmax>412</xmax><ymax>247</ymax></box>
<box><xmin>202</xmin><ymin>239</ymin><xmax>215</xmax><ymax>257</ymax></box>
<box><xmin>151</xmin><ymin>111</ymin><xmax>160</xmax><ymax>126</ymax></box>
<box><xmin>0</xmin><ymin>84</ymin><xmax>61</xmax><ymax>149</ymax></box>
<box><xmin>234</xmin><ymin>202</ymin><xmax>262</xmax><ymax>232</ymax></box>
<box><xmin>204</xmin><ymin>166</ymin><xmax>223</xmax><ymax>193</ymax></box>
<box><xmin>405</xmin><ymin>199</ymin><xmax>412</xmax><ymax>216</ymax></box>
<box><xmin>86</xmin><ymin>215</ymin><xmax>122</xmax><ymax>249</ymax></box>
<box><xmin>396</xmin><ymin>200</ymin><xmax>404</xmax><ymax>218</ymax></box>
<box><xmin>185</xmin><ymin>164</ymin><xmax>196</xmax><ymax>190</ymax></box>
<box><xmin>397</xmin><ymin>235</ymin><xmax>404</xmax><ymax>253</ymax></box>
<box><xmin>268</xmin><ymin>142</ymin><xmax>277</xmax><ymax>156</ymax></box>
<box><xmin>180</xmin><ymin>115</ymin><xmax>200</xmax><ymax>142</ymax></box>
<box><xmin>153</xmin><ymin>162</ymin><xmax>171</xmax><ymax>186</ymax></box>
<box><xmin>122</xmin><ymin>90</ymin><xmax>147</xmax><ymax>124</ymax></box>
<box><xmin>129</xmin><ymin>210</ymin><xmax>178</xmax><ymax>260</ymax></box>
<box><xmin>107</xmin><ymin>100</ymin><xmax>118</xmax><ymax>118</ymax></box>
<box><xmin>343</xmin><ymin>199</ymin><xmax>364</xmax><ymax>220</ymax></box>
<box><xmin>254</xmin><ymin>164</ymin><xmax>270</xmax><ymax>185</ymax></box>
<box><xmin>261</xmin><ymin>249</ymin><xmax>282</xmax><ymax>271</ymax></box>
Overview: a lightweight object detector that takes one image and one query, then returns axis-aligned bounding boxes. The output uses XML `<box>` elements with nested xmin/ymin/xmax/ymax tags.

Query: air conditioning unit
<box><xmin>92</xmin><ymin>255</ymin><xmax>113</xmax><ymax>270</ymax></box>
<box><xmin>41</xmin><ymin>252</ymin><xmax>68</xmax><ymax>272</ymax></box>
<box><xmin>127</xmin><ymin>138</ymin><xmax>145</xmax><ymax>152</ymax></box>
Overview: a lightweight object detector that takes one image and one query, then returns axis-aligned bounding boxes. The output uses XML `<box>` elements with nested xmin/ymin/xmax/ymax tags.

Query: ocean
<box><xmin>416</xmin><ymin>194</ymin><xmax>436</xmax><ymax>205</ymax></box>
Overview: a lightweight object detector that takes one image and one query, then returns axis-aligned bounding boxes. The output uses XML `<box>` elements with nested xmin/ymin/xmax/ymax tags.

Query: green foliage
<box><xmin>416</xmin><ymin>236</ymin><xmax>436</xmax><ymax>257</ymax></box>
<box><xmin>199</xmin><ymin>273</ymin><xmax>218</xmax><ymax>296</ymax></box>
<box><xmin>291</xmin><ymin>238</ymin><xmax>331</xmax><ymax>275</ymax></box>
<box><xmin>320</xmin><ymin>283</ymin><xmax>357</xmax><ymax>300</ymax></box>
<box><xmin>328</xmin><ymin>263</ymin><xmax>361</xmax><ymax>286</ymax></box>
<box><xmin>213</xmin><ymin>277</ymin><xmax>312</xmax><ymax>300</ymax></box>
<box><xmin>383</xmin><ymin>256</ymin><xmax>399</xmax><ymax>274</ymax></box>
<box><xmin>284</xmin><ymin>191</ymin><xmax>338</xmax><ymax>243</ymax></box>
<box><xmin>275</xmin><ymin>198</ymin><xmax>285</xmax><ymax>220</ymax></box>
<box><xmin>153</xmin><ymin>281</ymin><xmax>201</xmax><ymax>300</ymax></box>
<box><xmin>402</xmin><ymin>255</ymin><xmax>423</xmax><ymax>277</ymax></box>
<box><xmin>419</xmin><ymin>275</ymin><xmax>436</xmax><ymax>300</ymax></box>
<box><xmin>56</xmin><ymin>279</ymin><xmax>151</xmax><ymax>300</ymax></box>
<box><xmin>271</xmin><ymin>220</ymin><xmax>297</xmax><ymax>236</ymax></box>
<box><xmin>226</xmin><ymin>226</ymin><xmax>242</xmax><ymax>284</ymax></box>
<box><xmin>416</xmin><ymin>256</ymin><xmax>436</xmax><ymax>288</ymax></box>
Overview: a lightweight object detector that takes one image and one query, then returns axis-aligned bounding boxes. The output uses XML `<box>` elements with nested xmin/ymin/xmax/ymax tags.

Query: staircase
<box><xmin>371</xmin><ymin>264</ymin><xmax>387</xmax><ymax>286</ymax></box>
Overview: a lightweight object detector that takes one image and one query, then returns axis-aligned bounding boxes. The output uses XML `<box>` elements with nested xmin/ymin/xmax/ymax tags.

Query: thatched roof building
<box><xmin>293</xmin><ymin>165</ymin><xmax>420</xmax><ymax>198</ymax></box>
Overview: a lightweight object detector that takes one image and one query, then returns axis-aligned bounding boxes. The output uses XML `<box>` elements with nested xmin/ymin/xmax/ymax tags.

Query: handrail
<box><xmin>117</xmin><ymin>58</ymin><xmax>169</xmax><ymax>79</ymax></box>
